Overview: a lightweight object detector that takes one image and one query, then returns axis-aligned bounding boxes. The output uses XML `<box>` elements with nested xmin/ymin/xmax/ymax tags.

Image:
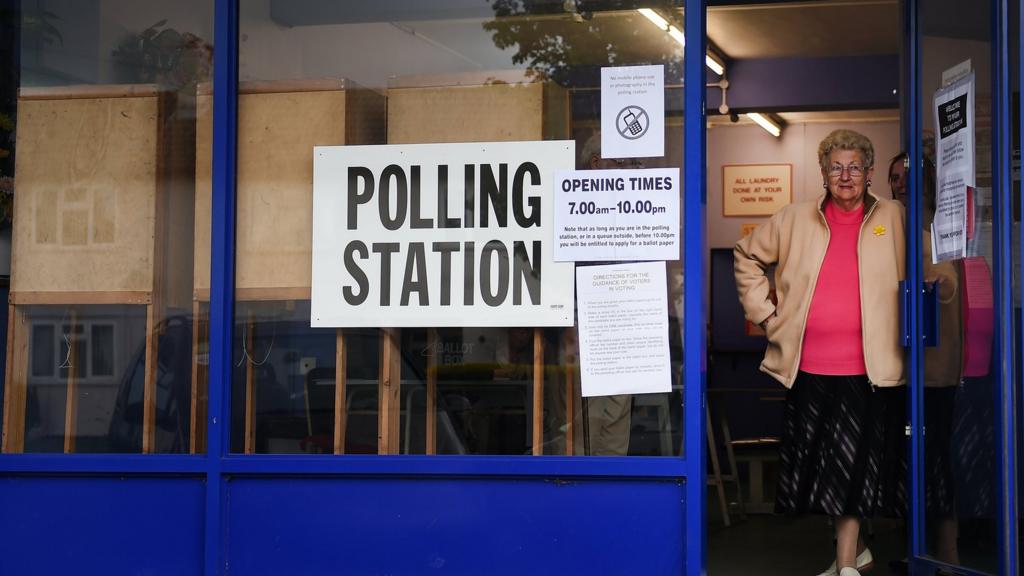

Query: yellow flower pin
<box><xmin>873</xmin><ymin>225</ymin><xmax>886</xmax><ymax>236</ymax></box>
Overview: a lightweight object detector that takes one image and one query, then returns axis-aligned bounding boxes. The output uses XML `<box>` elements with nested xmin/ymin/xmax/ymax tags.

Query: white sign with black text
<box><xmin>601</xmin><ymin>65</ymin><xmax>665</xmax><ymax>159</ymax></box>
<box><xmin>932</xmin><ymin>73</ymin><xmax>975</xmax><ymax>263</ymax></box>
<box><xmin>577</xmin><ymin>262</ymin><xmax>672</xmax><ymax>397</ymax></box>
<box><xmin>553</xmin><ymin>168</ymin><xmax>680</xmax><ymax>262</ymax></box>
<box><xmin>311</xmin><ymin>141</ymin><xmax>576</xmax><ymax>327</ymax></box>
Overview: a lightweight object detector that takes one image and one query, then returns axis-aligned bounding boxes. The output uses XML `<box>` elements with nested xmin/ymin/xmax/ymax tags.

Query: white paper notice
<box><xmin>601</xmin><ymin>65</ymin><xmax>665</xmax><ymax>159</ymax></box>
<box><xmin>577</xmin><ymin>262</ymin><xmax>672</xmax><ymax>397</ymax></box>
<box><xmin>553</xmin><ymin>168</ymin><xmax>680</xmax><ymax>262</ymax></box>
<box><xmin>932</xmin><ymin>73</ymin><xmax>975</xmax><ymax>263</ymax></box>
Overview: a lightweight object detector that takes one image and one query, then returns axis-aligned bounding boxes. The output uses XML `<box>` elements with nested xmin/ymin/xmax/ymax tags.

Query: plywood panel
<box><xmin>12</xmin><ymin>92</ymin><xmax>161</xmax><ymax>294</ymax></box>
<box><xmin>387</xmin><ymin>81</ymin><xmax>568</xmax><ymax>144</ymax></box>
<box><xmin>194</xmin><ymin>83</ymin><xmax>385</xmax><ymax>294</ymax></box>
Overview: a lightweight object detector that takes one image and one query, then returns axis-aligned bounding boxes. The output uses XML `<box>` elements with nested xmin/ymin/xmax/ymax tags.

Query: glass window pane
<box><xmin>2</xmin><ymin>1</ymin><xmax>213</xmax><ymax>454</ymax></box>
<box><xmin>920</xmin><ymin>1</ymin><xmax>998</xmax><ymax>571</ymax></box>
<box><xmin>235</xmin><ymin>1</ymin><xmax>684</xmax><ymax>456</ymax></box>
<box><xmin>30</xmin><ymin>324</ymin><xmax>54</xmax><ymax>378</ymax></box>
<box><xmin>91</xmin><ymin>324</ymin><xmax>115</xmax><ymax>378</ymax></box>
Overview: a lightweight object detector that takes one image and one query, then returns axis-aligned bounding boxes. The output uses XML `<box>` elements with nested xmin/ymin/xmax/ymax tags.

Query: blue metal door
<box><xmin>905</xmin><ymin>0</ymin><xmax>1019</xmax><ymax>574</ymax></box>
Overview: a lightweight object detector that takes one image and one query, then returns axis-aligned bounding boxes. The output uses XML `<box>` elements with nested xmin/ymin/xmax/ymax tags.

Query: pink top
<box><xmin>799</xmin><ymin>200</ymin><xmax>867</xmax><ymax>375</ymax></box>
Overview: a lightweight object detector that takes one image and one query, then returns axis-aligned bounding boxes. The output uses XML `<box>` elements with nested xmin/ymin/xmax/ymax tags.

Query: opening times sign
<box><xmin>553</xmin><ymin>168</ymin><xmax>681</xmax><ymax>262</ymax></box>
<box><xmin>312</xmin><ymin>141</ymin><xmax>576</xmax><ymax>327</ymax></box>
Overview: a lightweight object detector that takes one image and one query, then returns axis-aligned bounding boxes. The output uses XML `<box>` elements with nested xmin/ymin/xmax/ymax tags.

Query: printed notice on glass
<box><xmin>932</xmin><ymin>73</ymin><xmax>975</xmax><ymax>263</ymax></box>
<box><xmin>577</xmin><ymin>262</ymin><xmax>672</xmax><ymax>397</ymax></box>
<box><xmin>601</xmin><ymin>65</ymin><xmax>665</xmax><ymax>159</ymax></box>
<box><xmin>553</xmin><ymin>168</ymin><xmax>680</xmax><ymax>262</ymax></box>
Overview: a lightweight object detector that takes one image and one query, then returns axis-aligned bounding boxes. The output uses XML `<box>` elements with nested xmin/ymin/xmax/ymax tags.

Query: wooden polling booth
<box><xmin>3</xmin><ymin>84</ymin><xmax>191</xmax><ymax>454</ymax></box>
<box><xmin>192</xmin><ymin>79</ymin><xmax>385</xmax><ymax>454</ymax></box>
<box><xmin>385</xmin><ymin>71</ymin><xmax>573</xmax><ymax>456</ymax></box>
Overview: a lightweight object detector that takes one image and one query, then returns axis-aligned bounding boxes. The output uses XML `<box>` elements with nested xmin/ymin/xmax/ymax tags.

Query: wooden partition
<box><xmin>3</xmin><ymin>84</ymin><xmax>190</xmax><ymax>454</ymax></box>
<box><xmin>193</xmin><ymin>79</ymin><xmax>386</xmax><ymax>454</ymax></box>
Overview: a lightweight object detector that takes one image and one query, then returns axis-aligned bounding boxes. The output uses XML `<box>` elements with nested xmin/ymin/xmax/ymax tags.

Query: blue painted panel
<box><xmin>0</xmin><ymin>476</ymin><xmax>205</xmax><ymax>575</ymax></box>
<box><xmin>227</xmin><ymin>477</ymin><xmax>685</xmax><ymax>575</ymax></box>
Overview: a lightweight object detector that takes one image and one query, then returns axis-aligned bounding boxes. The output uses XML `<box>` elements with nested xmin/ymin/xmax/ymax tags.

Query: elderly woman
<box><xmin>735</xmin><ymin>129</ymin><xmax>906</xmax><ymax>576</ymax></box>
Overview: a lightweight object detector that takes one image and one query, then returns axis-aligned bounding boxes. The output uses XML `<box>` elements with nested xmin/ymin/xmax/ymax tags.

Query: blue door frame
<box><xmin>3</xmin><ymin>0</ymin><xmax>1021</xmax><ymax>574</ymax></box>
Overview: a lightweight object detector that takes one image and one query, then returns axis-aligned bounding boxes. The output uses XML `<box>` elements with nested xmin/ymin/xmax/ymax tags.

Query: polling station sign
<box><xmin>312</xmin><ymin>141</ymin><xmax>576</xmax><ymax>327</ymax></box>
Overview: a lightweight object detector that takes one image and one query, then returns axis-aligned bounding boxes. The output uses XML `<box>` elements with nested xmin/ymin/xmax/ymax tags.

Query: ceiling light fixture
<box><xmin>746</xmin><ymin>112</ymin><xmax>782</xmax><ymax>138</ymax></box>
<box><xmin>638</xmin><ymin>9</ymin><xmax>730</xmax><ymax>75</ymax></box>
<box><xmin>705</xmin><ymin>52</ymin><xmax>725</xmax><ymax>76</ymax></box>
<box><xmin>637</xmin><ymin>8</ymin><xmax>670</xmax><ymax>30</ymax></box>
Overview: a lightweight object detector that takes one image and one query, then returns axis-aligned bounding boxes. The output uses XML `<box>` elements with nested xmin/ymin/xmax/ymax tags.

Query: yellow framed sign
<box><xmin>722</xmin><ymin>163</ymin><xmax>792</xmax><ymax>217</ymax></box>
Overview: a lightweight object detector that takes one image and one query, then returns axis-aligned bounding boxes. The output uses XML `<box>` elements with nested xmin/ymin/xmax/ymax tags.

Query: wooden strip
<box><xmin>19</xmin><ymin>84</ymin><xmax>161</xmax><ymax>100</ymax></box>
<box><xmin>563</xmin><ymin>328</ymin><xmax>575</xmax><ymax>456</ymax></box>
<box><xmin>426</xmin><ymin>329</ymin><xmax>438</xmax><ymax>455</ymax></box>
<box><xmin>1</xmin><ymin>304</ymin><xmax>15</xmax><ymax>452</ymax></box>
<box><xmin>197</xmin><ymin>78</ymin><xmax>356</xmax><ymax>97</ymax></box>
<box><xmin>334</xmin><ymin>329</ymin><xmax>347</xmax><ymax>455</ymax></box>
<box><xmin>193</xmin><ymin>287</ymin><xmax>314</xmax><ymax>304</ymax></box>
<box><xmin>388</xmin><ymin>70</ymin><xmax>535</xmax><ymax>89</ymax></box>
<box><xmin>147</xmin><ymin>89</ymin><xmax>169</xmax><ymax>452</ymax></box>
<box><xmin>189</xmin><ymin>301</ymin><xmax>204</xmax><ymax>454</ymax></box>
<box><xmin>63</xmin><ymin>308</ymin><xmax>79</xmax><ymax>453</ymax></box>
<box><xmin>2</xmin><ymin>304</ymin><xmax>26</xmax><ymax>453</ymax></box>
<box><xmin>141</xmin><ymin>303</ymin><xmax>159</xmax><ymax>453</ymax></box>
<box><xmin>235</xmin><ymin>287</ymin><xmax>311</xmax><ymax>302</ymax></box>
<box><xmin>10</xmin><ymin>291</ymin><xmax>152</xmax><ymax>306</ymax></box>
<box><xmin>378</xmin><ymin>329</ymin><xmax>401</xmax><ymax>455</ymax></box>
<box><xmin>532</xmin><ymin>328</ymin><xmax>544</xmax><ymax>456</ymax></box>
<box><xmin>244</xmin><ymin>313</ymin><xmax>256</xmax><ymax>454</ymax></box>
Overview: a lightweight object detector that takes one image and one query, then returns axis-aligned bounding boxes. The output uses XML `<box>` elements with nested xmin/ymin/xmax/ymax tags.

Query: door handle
<box><xmin>899</xmin><ymin>280</ymin><xmax>939</xmax><ymax>347</ymax></box>
<box><xmin>899</xmin><ymin>280</ymin><xmax>910</xmax><ymax>347</ymax></box>
<box><xmin>922</xmin><ymin>281</ymin><xmax>939</xmax><ymax>347</ymax></box>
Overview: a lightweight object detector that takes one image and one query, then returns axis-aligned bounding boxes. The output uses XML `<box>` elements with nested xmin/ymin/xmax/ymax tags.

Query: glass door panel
<box><xmin>914</xmin><ymin>1</ymin><xmax>998</xmax><ymax>572</ymax></box>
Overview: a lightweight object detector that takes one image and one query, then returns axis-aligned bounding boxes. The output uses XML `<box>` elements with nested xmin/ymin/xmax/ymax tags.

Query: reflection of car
<box><xmin>232</xmin><ymin>321</ymin><xmax>537</xmax><ymax>455</ymax></box>
<box><xmin>104</xmin><ymin>314</ymin><xmax>680</xmax><ymax>456</ymax></box>
<box><xmin>108</xmin><ymin>314</ymin><xmax>193</xmax><ymax>453</ymax></box>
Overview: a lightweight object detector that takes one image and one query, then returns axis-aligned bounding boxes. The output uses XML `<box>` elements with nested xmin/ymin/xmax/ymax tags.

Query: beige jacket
<box><xmin>734</xmin><ymin>192</ymin><xmax>906</xmax><ymax>388</ymax></box>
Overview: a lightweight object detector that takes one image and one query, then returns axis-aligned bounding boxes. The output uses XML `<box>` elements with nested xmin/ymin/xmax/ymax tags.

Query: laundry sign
<box><xmin>311</xmin><ymin>141</ymin><xmax>576</xmax><ymax>327</ymax></box>
<box><xmin>722</xmin><ymin>164</ymin><xmax>792</xmax><ymax>217</ymax></box>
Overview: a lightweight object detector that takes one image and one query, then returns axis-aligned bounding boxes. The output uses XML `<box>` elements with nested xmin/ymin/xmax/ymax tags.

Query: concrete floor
<box><xmin>707</xmin><ymin>512</ymin><xmax>909</xmax><ymax>575</ymax></box>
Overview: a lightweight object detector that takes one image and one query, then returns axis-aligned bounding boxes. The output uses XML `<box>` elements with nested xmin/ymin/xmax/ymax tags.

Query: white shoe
<box><xmin>839</xmin><ymin>569</ymin><xmax>861</xmax><ymax>576</ymax></box>
<box><xmin>816</xmin><ymin>548</ymin><xmax>873</xmax><ymax>576</ymax></box>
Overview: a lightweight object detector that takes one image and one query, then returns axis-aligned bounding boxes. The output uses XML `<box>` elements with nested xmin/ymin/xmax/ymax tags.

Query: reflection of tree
<box><xmin>484</xmin><ymin>1</ymin><xmax>681</xmax><ymax>86</ymax></box>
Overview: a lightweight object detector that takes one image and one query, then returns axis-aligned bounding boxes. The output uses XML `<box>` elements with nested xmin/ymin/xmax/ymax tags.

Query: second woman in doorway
<box><xmin>734</xmin><ymin>129</ymin><xmax>907</xmax><ymax>576</ymax></box>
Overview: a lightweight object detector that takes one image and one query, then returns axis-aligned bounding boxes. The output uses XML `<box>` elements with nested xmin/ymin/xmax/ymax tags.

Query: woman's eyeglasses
<box><xmin>827</xmin><ymin>163</ymin><xmax>865</xmax><ymax>178</ymax></box>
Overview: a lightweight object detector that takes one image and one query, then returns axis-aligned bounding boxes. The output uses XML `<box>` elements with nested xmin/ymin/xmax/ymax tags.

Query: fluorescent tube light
<box><xmin>638</xmin><ymin>9</ymin><xmax>727</xmax><ymax>74</ymax></box>
<box><xmin>667</xmin><ymin>25</ymin><xmax>686</xmax><ymax>48</ymax></box>
<box><xmin>705</xmin><ymin>53</ymin><xmax>725</xmax><ymax>76</ymax></box>
<box><xmin>746</xmin><ymin>113</ymin><xmax>782</xmax><ymax>137</ymax></box>
<box><xmin>637</xmin><ymin>8</ymin><xmax>670</xmax><ymax>30</ymax></box>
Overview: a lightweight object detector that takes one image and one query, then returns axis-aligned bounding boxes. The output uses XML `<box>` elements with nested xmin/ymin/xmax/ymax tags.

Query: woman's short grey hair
<box><xmin>817</xmin><ymin>129</ymin><xmax>875</xmax><ymax>170</ymax></box>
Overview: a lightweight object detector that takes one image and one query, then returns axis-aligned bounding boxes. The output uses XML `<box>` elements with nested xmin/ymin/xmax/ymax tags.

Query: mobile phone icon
<box><xmin>623</xmin><ymin>111</ymin><xmax>643</xmax><ymax>135</ymax></box>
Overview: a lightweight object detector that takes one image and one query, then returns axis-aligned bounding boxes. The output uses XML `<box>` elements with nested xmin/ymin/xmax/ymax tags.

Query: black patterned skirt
<box><xmin>775</xmin><ymin>372</ymin><xmax>907</xmax><ymax>518</ymax></box>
